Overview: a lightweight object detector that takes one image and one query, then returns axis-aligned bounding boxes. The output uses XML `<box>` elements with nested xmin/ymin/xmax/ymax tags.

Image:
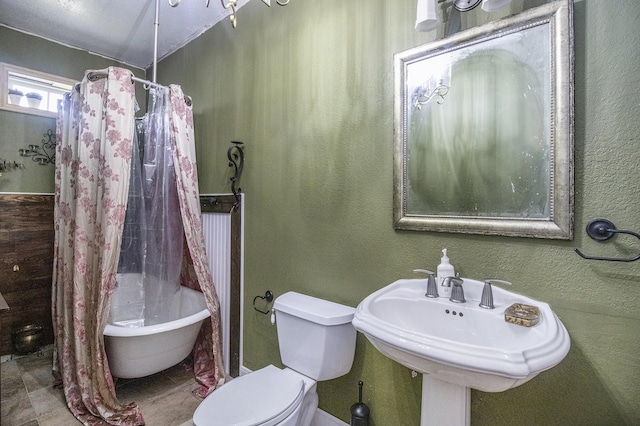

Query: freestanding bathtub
<box><xmin>104</xmin><ymin>285</ymin><xmax>210</xmax><ymax>379</ymax></box>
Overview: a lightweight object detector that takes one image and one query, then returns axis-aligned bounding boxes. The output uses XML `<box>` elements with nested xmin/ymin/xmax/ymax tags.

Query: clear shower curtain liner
<box><xmin>52</xmin><ymin>67</ymin><xmax>226</xmax><ymax>426</ymax></box>
<box><xmin>113</xmin><ymin>86</ymin><xmax>184</xmax><ymax>327</ymax></box>
<box><xmin>139</xmin><ymin>87</ymin><xmax>183</xmax><ymax>324</ymax></box>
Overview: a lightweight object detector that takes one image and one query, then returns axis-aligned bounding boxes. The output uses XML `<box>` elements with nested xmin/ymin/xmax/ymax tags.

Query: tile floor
<box><xmin>1</xmin><ymin>346</ymin><xmax>202</xmax><ymax>426</ymax></box>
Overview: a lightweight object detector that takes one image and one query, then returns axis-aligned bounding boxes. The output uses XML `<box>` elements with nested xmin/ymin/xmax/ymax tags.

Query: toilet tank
<box><xmin>274</xmin><ymin>292</ymin><xmax>356</xmax><ymax>381</ymax></box>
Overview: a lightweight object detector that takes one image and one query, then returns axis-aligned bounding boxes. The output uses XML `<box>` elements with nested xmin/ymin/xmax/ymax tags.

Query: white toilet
<box><xmin>193</xmin><ymin>291</ymin><xmax>357</xmax><ymax>426</ymax></box>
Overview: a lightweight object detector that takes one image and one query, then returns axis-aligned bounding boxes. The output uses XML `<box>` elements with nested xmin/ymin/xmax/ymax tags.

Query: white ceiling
<box><xmin>0</xmin><ymin>0</ymin><xmax>251</xmax><ymax>70</ymax></box>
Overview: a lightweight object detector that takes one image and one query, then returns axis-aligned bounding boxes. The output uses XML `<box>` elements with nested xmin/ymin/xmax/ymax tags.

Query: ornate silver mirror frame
<box><xmin>394</xmin><ymin>0</ymin><xmax>574</xmax><ymax>239</ymax></box>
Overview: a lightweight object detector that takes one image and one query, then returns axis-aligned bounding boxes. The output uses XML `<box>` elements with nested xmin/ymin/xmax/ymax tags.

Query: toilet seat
<box><xmin>193</xmin><ymin>365</ymin><xmax>306</xmax><ymax>426</ymax></box>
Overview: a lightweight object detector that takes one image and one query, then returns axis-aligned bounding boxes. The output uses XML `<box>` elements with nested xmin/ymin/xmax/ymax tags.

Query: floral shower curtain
<box><xmin>53</xmin><ymin>68</ymin><xmax>225</xmax><ymax>424</ymax></box>
<box><xmin>169</xmin><ymin>84</ymin><xmax>226</xmax><ymax>396</ymax></box>
<box><xmin>52</xmin><ymin>67</ymin><xmax>144</xmax><ymax>425</ymax></box>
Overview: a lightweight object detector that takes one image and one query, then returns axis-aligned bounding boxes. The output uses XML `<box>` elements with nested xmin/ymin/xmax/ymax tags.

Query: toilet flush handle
<box><xmin>271</xmin><ymin>308</ymin><xmax>276</xmax><ymax>325</ymax></box>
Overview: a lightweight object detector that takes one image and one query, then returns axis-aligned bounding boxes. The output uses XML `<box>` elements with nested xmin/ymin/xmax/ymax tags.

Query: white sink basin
<box><xmin>352</xmin><ymin>278</ymin><xmax>570</xmax><ymax>392</ymax></box>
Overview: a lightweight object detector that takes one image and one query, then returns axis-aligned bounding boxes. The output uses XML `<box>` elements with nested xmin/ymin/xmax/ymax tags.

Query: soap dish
<box><xmin>505</xmin><ymin>303</ymin><xmax>540</xmax><ymax>327</ymax></box>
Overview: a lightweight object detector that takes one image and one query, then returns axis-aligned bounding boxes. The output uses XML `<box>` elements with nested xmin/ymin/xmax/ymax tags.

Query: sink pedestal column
<box><xmin>421</xmin><ymin>375</ymin><xmax>470</xmax><ymax>426</ymax></box>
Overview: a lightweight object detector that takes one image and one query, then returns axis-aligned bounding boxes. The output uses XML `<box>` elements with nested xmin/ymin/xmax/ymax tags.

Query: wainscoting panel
<box><xmin>201</xmin><ymin>212</ymin><xmax>232</xmax><ymax>374</ymax></box>
<box><xmin>0</xmin><ymin>194</ymin><xmax>54</xmax><ymax>356</ymax></box>
<box><xmin>200</xmin><ymin>194</ymin><xmax>242</xmax><ymax>377</ymax></box>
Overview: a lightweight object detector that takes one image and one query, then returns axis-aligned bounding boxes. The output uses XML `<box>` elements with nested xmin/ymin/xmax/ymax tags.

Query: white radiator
<box><xmin>201</xmin><ymin>212</ymin><xmax>231</xmax><ymax>375</ymax></box>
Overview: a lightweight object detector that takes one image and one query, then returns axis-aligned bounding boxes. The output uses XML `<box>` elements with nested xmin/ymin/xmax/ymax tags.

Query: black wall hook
<box><xmin>575</xmin><ymin>218</ymin><xmax>640</xmax><ymax>262</ymax></box>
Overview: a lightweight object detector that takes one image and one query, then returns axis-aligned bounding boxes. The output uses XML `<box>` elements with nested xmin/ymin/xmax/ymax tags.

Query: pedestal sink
<box><xmin>352</xmin><ymin>278</ymin><xmax>570</xmax><ymax>425</ymax></box>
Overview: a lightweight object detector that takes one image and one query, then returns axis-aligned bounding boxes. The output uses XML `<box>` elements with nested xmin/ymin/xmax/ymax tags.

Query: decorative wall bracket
<box><xmin>227</xmin><ymin>141</ymin><xmax>244</xmax><ymax>205</ymax></box>
<box><xmin>19</xmin><ymin>129</ymin><xmax>56</xmax><ymax>165</ymax></box>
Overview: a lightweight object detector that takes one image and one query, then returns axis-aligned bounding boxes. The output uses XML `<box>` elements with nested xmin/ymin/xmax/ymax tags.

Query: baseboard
<box><xmin>240</xmin><ymin>366</ymin><xmax>349</xmax><ymax>426</ymax></box>
<box><xmin>1</xmin><ymin>344</ymin><xmax>53</xmax><ymax>363</ymax></box>
<box><xmin>310</xmin><ymin>408</ymin><xmax>350</xmax><ymax>426</ymax></box>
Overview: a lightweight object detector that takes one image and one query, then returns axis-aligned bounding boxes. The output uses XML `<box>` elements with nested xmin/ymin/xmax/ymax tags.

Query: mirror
<box><xmin>394</xmin><ymin>0</ymin><xmax>573</xmax><ymax>239</ymax></box>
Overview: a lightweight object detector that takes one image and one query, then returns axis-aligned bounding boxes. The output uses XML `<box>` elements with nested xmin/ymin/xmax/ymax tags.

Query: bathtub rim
<box><xmin>104</xmin><ymin>286</ymin><xmax>210</xmax><ymax>338</ymax></box>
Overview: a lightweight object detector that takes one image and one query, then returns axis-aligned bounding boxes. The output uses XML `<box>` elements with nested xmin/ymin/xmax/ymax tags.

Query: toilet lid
<box><xmin>193</xmin><ymin>365</ymin><xmax>305</xmax><ymax>426</ymax></box>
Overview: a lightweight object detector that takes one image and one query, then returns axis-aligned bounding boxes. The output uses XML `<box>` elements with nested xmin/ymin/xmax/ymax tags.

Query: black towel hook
<box><xmin>574</xmin><ymin>218</ymin><xmax>640</xmax><ymax>262</ymax></box>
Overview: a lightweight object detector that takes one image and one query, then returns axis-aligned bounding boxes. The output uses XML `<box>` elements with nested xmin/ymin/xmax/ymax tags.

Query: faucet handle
<box><xmin>484</xmin><ymin>279</ymin><xmax>512</xmax><ymax>287</ymax></box>
<box><xmin>446</xmin><ymin>277</ymin><xmax>465</xmax><ymax>303</ymax></box>
<box><xmin>479</xmin><ymin>279</ymin><xmax>512</xmax><ymax>309</ymax></box>
<box><xmin>413</xmin><ymin>269</ymin><xmax>439</xmax><ymax>298</ymax></box>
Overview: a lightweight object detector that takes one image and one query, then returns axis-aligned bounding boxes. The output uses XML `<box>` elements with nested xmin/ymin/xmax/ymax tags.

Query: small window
<box><xmin>1</xmin><ymin>62</ymin><xmax>76</xmax><ymax>118</ymax></box>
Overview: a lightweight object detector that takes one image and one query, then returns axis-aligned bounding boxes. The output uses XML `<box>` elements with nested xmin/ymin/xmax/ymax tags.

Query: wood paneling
<box><xmin>0</xmin><ymin>194</ymin><xmax>54</xmax><ymax>356</ymax></box>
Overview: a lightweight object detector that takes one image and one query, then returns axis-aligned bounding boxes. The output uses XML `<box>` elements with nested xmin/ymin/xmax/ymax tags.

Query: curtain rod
<box><xmin>83</xmin><ymin>71</ymin><xmax>192</xmax><ymax>106</ymax></box>
<box><xmin>152</xmin><ymin>0</ymin><xmax>159</xmax><ymax>83</ymax></box>
<box><xmin>86</xmin><ymin>71</ymin><xmax>165</xmax><ymax>89</ymax></box>
<box><xmin>132</xmin><ymin>75</ymin><xmax>165</xmax><ymax>89</ymax></box>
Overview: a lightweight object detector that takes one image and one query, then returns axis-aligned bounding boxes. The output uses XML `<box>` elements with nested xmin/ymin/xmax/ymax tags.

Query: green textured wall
<box><xmin>158</xmin><ymin>0</ymin><xmax>640</xmax><ymax>424</ymax></box>
<box><xmin>0</xmin><ymin>27</ymin><xmax>146</xmax><ymax>193</ymax></box>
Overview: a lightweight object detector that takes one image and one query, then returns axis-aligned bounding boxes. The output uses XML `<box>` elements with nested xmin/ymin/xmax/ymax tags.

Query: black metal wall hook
<box><xmin>575</xmin><ymin>218</ymin><xmax>640</xmax><ymax>262</ymax></box>
<box><xmin>253</xmin><ymin>290</ymin><xmax>274</xmax><ymax>314</ymax></box>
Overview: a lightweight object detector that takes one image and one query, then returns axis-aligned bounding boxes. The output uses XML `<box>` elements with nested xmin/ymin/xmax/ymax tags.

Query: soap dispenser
<box><xmin>437</xmin><ymin>249</ymin><xmax>455</xmax><ymax>298</ymax></box>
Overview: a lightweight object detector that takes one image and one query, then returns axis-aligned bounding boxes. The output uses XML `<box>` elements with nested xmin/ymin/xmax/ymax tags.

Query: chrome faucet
<box><xmin>445</xmin><ymin>277</ymin><xmax>465</xmax><ymax>303</ymax></box>
<box><xmin>413</xmin><ymin>269</ymin><xmax>439</xmax><ymax>298</ymax></box>
<box><xmin>479</xmin><ymin>279</ymin><xmax>512</xmax><ymax>309</ymax></box>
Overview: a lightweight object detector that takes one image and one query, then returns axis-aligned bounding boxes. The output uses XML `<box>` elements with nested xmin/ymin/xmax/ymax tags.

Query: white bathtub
<box><xmin>104</xmin><ymin>285</ymin><xmax>210</xmax><ymax>379</ymax></box>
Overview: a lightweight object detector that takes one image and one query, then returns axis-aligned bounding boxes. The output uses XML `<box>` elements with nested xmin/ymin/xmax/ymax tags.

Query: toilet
<box><xmin>193</xmin><ymin>291</ymin><xmax>357</xmax><ymax>426</ymax></box>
